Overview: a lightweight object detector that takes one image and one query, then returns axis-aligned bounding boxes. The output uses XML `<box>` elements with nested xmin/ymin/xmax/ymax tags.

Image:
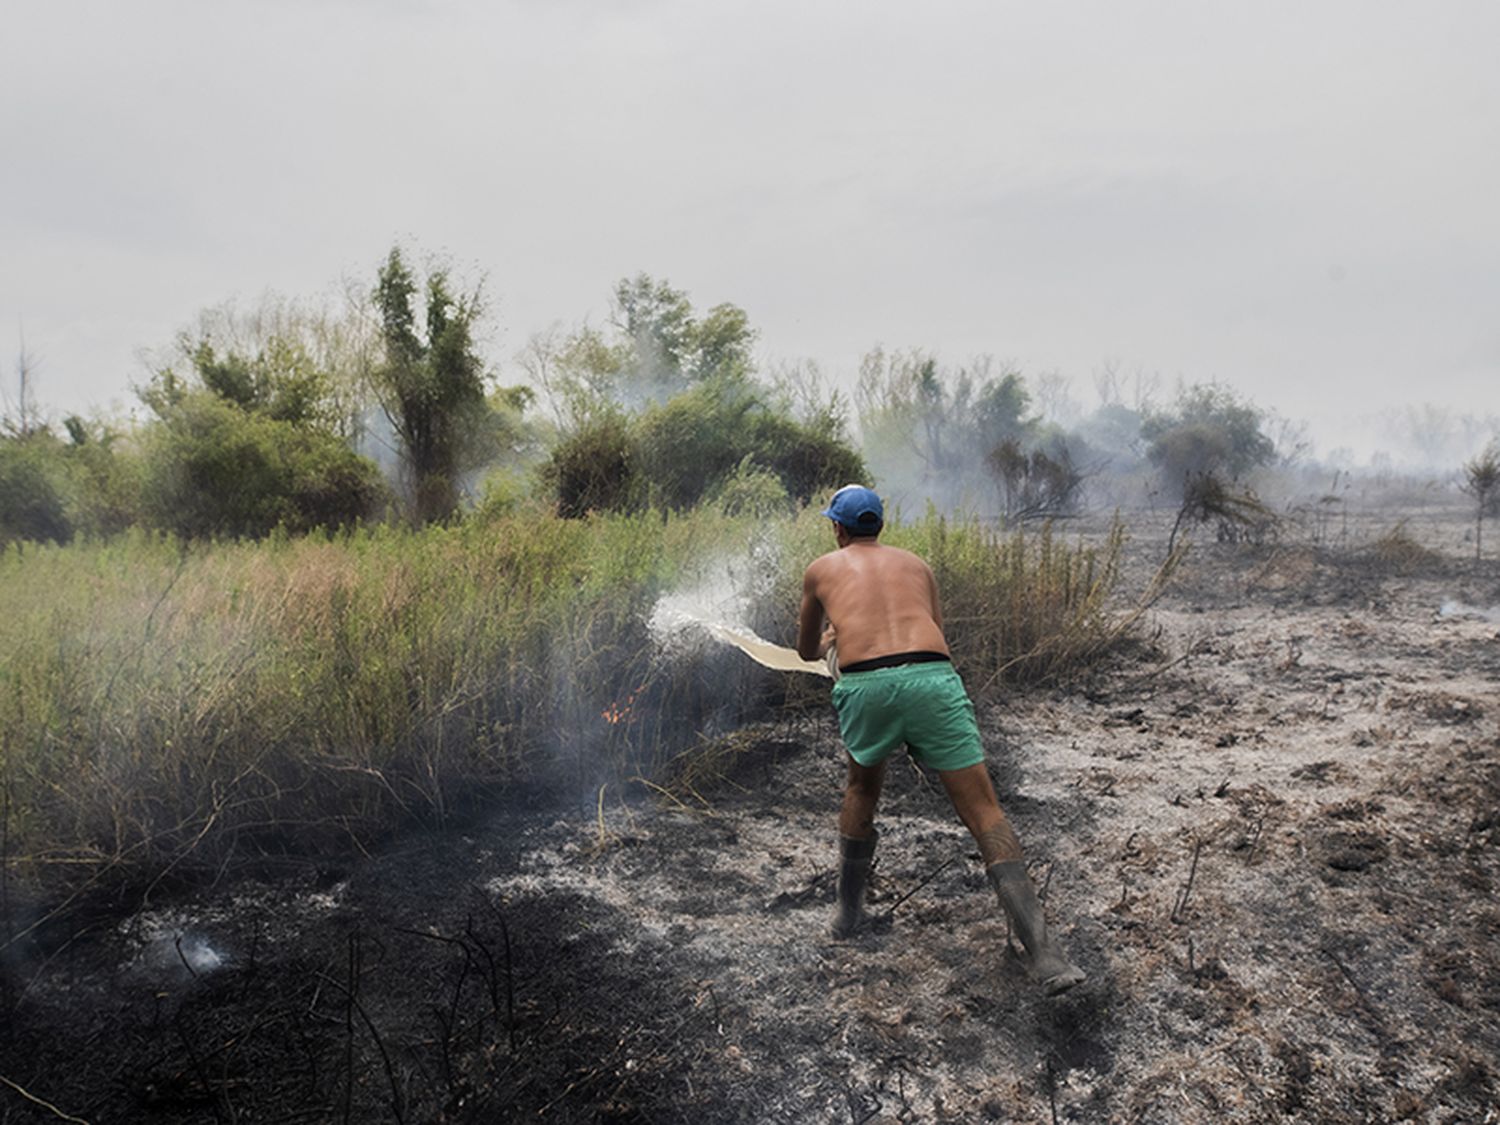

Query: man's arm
<box><xmin>797</xmin><ymin>566</ymin><xmax>827</xmax><ymax>661</ymax></box>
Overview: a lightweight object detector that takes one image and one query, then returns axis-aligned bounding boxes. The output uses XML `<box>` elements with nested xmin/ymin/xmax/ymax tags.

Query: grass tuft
<box><xmin>1365</xmin><ymin>521</ymin><xmax>1444</xmax><ymax>574</ymax></box>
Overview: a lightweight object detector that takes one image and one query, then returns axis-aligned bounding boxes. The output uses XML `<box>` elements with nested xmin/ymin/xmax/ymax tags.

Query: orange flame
<box><xmin>601</xmin><ymin>684</ymin><xmax>646</xmax><ymax>726</ymax></box>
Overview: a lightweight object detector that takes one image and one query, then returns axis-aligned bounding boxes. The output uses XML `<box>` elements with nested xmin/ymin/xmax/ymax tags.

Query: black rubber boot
<box><xmin>986</xmin><ymin>860</ymin><xmax>1086</xmax><ymax>995</ymax></box>
<box><xmin>832</xmin><ymin>830</ymin><xmax>878</xmax><ymax>938</ymax></box>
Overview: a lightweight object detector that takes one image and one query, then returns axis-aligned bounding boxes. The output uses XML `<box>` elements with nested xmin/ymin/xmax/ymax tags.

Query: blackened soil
<box><xmin>0</xmin><ymin>721</ymin><xmax>1115</xmax><ymax>1125</ymax></box>
<box><xmin>1</xmin><ymin>802</ymin><xmax>799</xmax><ymax>1124</ymax></box>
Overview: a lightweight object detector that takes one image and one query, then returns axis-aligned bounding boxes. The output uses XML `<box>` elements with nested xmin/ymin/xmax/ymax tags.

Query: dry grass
<box><xmin>1366</xmin><ymin>520</ymin><xmax>1445</xmax><ymax>574</ymax></box>
<box><xmin>891</xmin><ymin>514</ymin><xmax>1176</xmax><ymax>688</ymax></box>
<box><xmin>0</xmin><ymin>506</ymin><xmax>1150</xmax><ymax>902</ymax></box>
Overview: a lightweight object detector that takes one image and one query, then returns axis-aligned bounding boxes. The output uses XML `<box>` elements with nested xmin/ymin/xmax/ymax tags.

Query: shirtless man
<box><xmin>797</xmin><ymin>484</ymin><xmax>1085</xmax><ymax>995</ymax></box>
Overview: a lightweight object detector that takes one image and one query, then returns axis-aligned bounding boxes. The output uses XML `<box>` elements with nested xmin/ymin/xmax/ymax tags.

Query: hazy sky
<box><xmin>4</xmin><ymin>0</ymin><xmax>1497</xmax><ymax>459</ymax></box>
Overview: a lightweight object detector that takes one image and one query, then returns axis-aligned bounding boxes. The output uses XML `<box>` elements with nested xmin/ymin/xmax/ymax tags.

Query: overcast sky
<box><xmin>3</xmin><ymin>0</ymin><xmax>1497</xmax><ymax>460</ymax></box>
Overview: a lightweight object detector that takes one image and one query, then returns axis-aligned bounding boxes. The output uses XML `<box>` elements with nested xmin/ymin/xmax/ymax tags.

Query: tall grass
<box><xmin>0</xmin><ymin>505</ymin><xmax>1147</xmax><ymax>905</ymax></box>
<box><xmin>771</xmin><ymin>508</ymin><xmax>1156</xmax><ymax>688</ymax></box>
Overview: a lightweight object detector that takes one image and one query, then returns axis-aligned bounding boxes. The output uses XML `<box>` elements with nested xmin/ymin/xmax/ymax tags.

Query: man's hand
<box><xmin>818</xmin><ymin>623</ymin><xmax>836</xmax><ymax>659</ymax></box>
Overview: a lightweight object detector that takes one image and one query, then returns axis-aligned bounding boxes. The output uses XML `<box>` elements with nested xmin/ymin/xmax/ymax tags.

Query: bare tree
<box><xmin>986</xmin><ymin>438</ymin><xmax>1090</xmax><ymax>523</ymax></box>
<box><xmin>1032</xmin><ymin>371</ymin><xmax>1079</xmax><ymax>427</ymax></box>
<box><xmin>1093</xmin><ymin>361</ymin><xmax>1160</xmax><ymax>414</ymax></box>
<box><xmin>3</xmin><ymin>337</ymin><xmax>43</xmax><ymax>437</ymax></box>
<box><xmin>1166</xmin><ymin>471</ymin><xmax>1278</xmax><ymax>558</ymax></box>
<box><xmin>1382</xmin><ymin>403</ymin><xmax>1458</xmax><ymax>468</ymax></box>
<box><xmin>1461</xmin><ymin>444</ymin><xmax>1500</xmax><ymax>562</ymax></box>
<box><xmin>1265</xmin><ymin>409</ymin><xmax>1313</xmax><ymax>468</ymax></box>
<box><xmin>515</xmin><ymin>325</ymin><xmax>569</xmax><ymax>427</ymax></box>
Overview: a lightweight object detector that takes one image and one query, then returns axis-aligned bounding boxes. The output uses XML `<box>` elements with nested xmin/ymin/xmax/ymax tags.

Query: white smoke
<box><xmin>1437</xmin><ymin>599</ymin><xmax>1500</xmax><ymax>623</ymax></box>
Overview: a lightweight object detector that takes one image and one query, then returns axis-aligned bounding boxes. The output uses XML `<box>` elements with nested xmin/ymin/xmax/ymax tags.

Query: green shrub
<box><xmin>533</xmin><ymin>275</ymin><xmax>862</xmax><ymax>515</ymax></box>
<box><xmin>745</xmin><ymin>408</ymin><xmax>867</xmax><ymax>504</ymax></box>
<box><xmin>545</xmin><ymin>378</ymin><xmax>866</xmax><ymax>516</ymax></box>
<box><xmin>0</xmin><ymin>434</ymin><xmax>73</xmax><ymax>544</ymax></box>
<box><xmin>542</xmin><ymin>408</ymin><xmax>639</xmax><ymax>517</ymax></box>
<box><xmin>712</xmin><ymin>456</ymin><xmax>792</xmax><ymax>517</ymax></box>
<box><xmin>141</xmin><ymin>393</ymin><xmax>387</xmax><ymax>538</ymax></box>
<box><xmin>633</xmin><ymin>382</ymin><xmax>753</xmax><ymax>508</ymax></box>
<box><xmin>63</xmin><ymin>421</ymin><xmax>145</xmax><ymax>536</ymax></box>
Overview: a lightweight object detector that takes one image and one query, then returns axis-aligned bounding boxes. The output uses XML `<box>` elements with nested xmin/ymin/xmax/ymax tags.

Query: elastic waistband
<box><xmin>839</xmin><ymin>650</ymin><xmax>951</xmax><ymax>675</ymax></box>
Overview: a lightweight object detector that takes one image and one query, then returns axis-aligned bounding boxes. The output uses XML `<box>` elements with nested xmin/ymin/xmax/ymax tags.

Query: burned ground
<box><xmin>3</xmin><ymin>509</ymin><xmax>1499</xmax><ymax>1123</ymax></box>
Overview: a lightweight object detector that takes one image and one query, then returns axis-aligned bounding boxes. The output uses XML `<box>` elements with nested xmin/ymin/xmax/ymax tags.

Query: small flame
<box><xmin>602</xmin><ymin>684</ymin><xmax>646</xmax><ymax>725</ymax></box>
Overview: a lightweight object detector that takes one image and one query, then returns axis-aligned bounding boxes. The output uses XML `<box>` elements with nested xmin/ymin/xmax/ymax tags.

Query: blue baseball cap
<box><xmin>821</xmin><ymin>484</ymin><xmax>884</xmax><ymax>533</ymax></box>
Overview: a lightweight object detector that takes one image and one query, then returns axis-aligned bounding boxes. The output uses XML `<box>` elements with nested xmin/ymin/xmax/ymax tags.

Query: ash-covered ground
<box><xmin>4</xmin><ymin>506</ymin><xmax>1499</xmax><ymax>1123</ymax></box>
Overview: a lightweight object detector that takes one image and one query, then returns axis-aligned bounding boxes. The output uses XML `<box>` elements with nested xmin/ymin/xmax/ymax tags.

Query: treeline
<box><xmin>1</xmin><ymin>255</ymin><xmax>878</xmax><ymax>546</ymax></box>
<box><xmin>2</xmin><ymin>249</ymin><xmax>534</xmax><ymax>545</ymax></box>
<box><xmin>2</xmin><ymin>244</ymin><xmax>1311</xmax><ymax>548</ymax></box>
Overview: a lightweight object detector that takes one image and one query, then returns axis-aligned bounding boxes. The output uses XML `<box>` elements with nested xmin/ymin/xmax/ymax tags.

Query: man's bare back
<box><xmin>799</xmin><ymin>485</ymin><xmax>1086</xmax><ymax>993</ymax></box>
<box><xmin>796</xmin><ymin>538</ymin><xmax>949</xmax><ymax>668</ymax></box>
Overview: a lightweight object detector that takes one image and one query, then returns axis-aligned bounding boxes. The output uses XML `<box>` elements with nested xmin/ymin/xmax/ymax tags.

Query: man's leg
<box><xmin>938</xmin><ymin>763</ymin><xmax>1085</xmax><ymax>995</ymax></box>
<box><xmin>840</xmin><ymin>754</ymin><xmax>887</xmax><ymax>839</ymax></box>
<box><xmin>833</xmin><ymin>755</ymin><xmax>886</xmax><ymax>937</ymax></box>
<box><xmin>936</xmin><ymin>761</ymin><xmax>1023</xmax><ymax>864</ymax></box>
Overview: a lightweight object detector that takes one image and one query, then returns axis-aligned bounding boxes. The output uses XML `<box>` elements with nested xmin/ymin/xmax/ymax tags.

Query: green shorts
<box><xmin>830</xmin><ymin>661</ymin><xmax>985</xmax><ymax>772</ymax></box>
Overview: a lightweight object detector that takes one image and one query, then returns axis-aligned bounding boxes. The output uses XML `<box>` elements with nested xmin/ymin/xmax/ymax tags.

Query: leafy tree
<box><xmin>1142</xmin><ymin>383</ymin><xmax>1274</xmax><ymax>494</ymax></box>
<box><xmin>692</xmin><ymin>302</ymin><xmax>755</xmax><ymax>382</ymax></box>
<box><xmin>131</xmin><ymin>292</ymin><xmax>393</xmax><ymax>538</ymax></box>
<box><xmin>370</xmin><ymin>248</ymin><xmax>493</xmax><ymax>524</ymax></box>
<box><xmin>1072</xmin><ymin>365</ymin><xmax>1157</xmax><ymax>468</ymax></box>
<box><xmin>191</xmin><ymin>337</ymin><xmax>332</xmax><ymax>428</ymax></box>
<box><xmin>0</xmin><ymin>417</ymin><xmax>144</xmax><ymax>544</ymax></box>
<box><xmin>613</xmin><ymin>273</ymin><xmax>697</xmax><ymax>396</ymax></box>
<box><xmin>974</xmin><ymin>371</ymin><xmax>1033</xmax><ymax>453</ymax></box>
<box><xmin>518</xmin><ymin>324</ymin><xmax>630</xmax><ymax>430</ymax></box>
<box><xmin>539</xmin><ymin>371</ymin><xmax>864</xmax><ymax>518</ymax></box>
<box><xmin>632</xmin><ymin>380</ymin><xmax>757</xmax><ymax>508</ymax></box>
<box><xmin>1074</xmin><ymin>401</ymin><xmax>1147</xmax><ymax>465</ymax></box>
<box><xmin>141</xmin><ymin>294</ymin><xmax>374</xmax><ymax>443</ymax></box>
<box><xmin>526</xmin><ymin>274</ymin><xmax>758</xmax><ymax>424</ymax></box>
<box><xmin>481</xmin><ymin>383</ymin><xmax>541</xmax><ymax>467</ymax></box>
<box><xmin>745</xmin><ymin>405</ymin><xmax>866</xmax><ymax>506</ymax></box>
<box><xmin>0</xmin><ymin>346</ymin><xmax>70</xmax><ymax>543</ymax></box>
<box><xmin>528</xmin><ymin>275</ymin><xmax>856</xmax><ymax>517</ymax></box>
